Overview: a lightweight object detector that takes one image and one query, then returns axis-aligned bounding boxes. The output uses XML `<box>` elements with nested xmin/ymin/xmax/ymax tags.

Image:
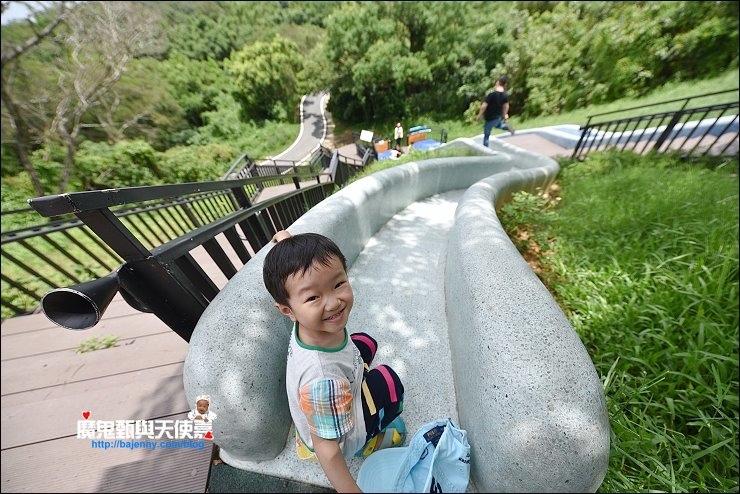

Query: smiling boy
<box><xmin>263</xmin><ymin>231</ymin><xmax>405</xmax><ymax>492</ymax></box>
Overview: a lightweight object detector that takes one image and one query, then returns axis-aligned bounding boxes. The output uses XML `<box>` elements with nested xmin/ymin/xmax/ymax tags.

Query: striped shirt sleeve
<box><xmin>298</xmin><ymin>378</ymin><xmax>354</xmax><ymax>440</ymax></box>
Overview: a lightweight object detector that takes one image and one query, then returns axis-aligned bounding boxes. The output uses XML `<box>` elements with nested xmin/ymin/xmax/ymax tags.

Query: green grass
<box><xmin>76</xmin><ymin>335</ymin><xmax>119</xmax><ymax>353</ymax></box>
<box><xmin>500</xmin><ymin>150</ymin><xmax>739</xmax><ymax>492</ymax></box>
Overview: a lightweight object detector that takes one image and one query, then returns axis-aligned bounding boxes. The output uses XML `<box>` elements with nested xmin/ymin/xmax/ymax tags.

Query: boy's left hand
<box><xmin>272</xmin><ymin>230</ymin><xmax>292</xmax><ymax>243</ymax></box>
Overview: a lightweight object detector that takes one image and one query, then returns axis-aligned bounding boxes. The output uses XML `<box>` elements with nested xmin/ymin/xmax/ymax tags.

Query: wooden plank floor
<box><xmin>1</xmin><ymin>301</ymin><xmax>215</xmax><ymax>493</ymax></box>
<box><xmin>0</xmin><ymin>231</ymin><xmax>260</xmax><ymax>493</ymax></box>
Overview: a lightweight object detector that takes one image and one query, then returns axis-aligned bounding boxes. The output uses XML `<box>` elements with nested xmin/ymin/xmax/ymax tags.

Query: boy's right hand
<box><xmin>272</xmin><ymin>230</ymin><xmax>292</xmax><ymax>243</ymax></box>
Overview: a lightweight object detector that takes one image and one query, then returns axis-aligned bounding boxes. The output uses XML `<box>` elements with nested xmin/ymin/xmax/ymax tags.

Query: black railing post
<box><xmin>653</xmin><ymin>99</ymin><xmax>690</xmax><ymax>153</ymax></box>
<box><xmin>75</xmin><ymin>208</ymin><xmax>152</xmax><ymax>262</ymax></box>
<box><xmin>572</xmin><ymin>116</ymin><xmax>593</xmax><ymax>159</ymax></box>
<box><xmin>230</xmin><ymin>185</ymin><xmax>253</xmax><ymax>209</ymax></box>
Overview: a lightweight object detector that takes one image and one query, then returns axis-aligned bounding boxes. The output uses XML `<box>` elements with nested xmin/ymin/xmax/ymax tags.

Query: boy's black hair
<box><xmin>498</xmin><ymin>75</ymin><xmax>509</xmax><ymax>86</ymax></box>
<box><xmin>263</xmin><ymin>233</ymin><xmax>347</xmax><ymax>306</ymax></box>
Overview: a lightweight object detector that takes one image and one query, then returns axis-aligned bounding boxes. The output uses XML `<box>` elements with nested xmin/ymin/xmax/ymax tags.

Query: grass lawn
<box><xmin>500</xmin><ymin>150</ymin><xmax>739</xmax><ymax>492</ymax></box>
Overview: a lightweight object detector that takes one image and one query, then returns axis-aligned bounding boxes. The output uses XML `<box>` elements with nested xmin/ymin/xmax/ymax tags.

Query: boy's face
<box><xmin>197</xmin><ymin>400</ymin><xmax>209</xmax><ymax>414</ymax></box>
<box><xmin>276</xmin><ymin>254</ymin><xmax>354</xmax><ymax>346</ymax></box>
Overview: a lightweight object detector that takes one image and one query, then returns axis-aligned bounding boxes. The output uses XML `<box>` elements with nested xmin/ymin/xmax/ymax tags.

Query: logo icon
<box><xmin>188</xmin><ymin>394</ymin><xmax>217</xmax><ymax>440</ymax></box>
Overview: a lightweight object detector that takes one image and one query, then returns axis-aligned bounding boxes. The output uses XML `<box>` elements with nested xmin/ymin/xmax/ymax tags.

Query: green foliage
<box><xmin>94</xmin><ymin>57</ymin><xmax>188</xmax><ymax>148</ymax></box>
<box><xmin>322</xmin><ymin>1</ymin><xmax>501</xmax><ymax>123</ymax></box>
<box><xmin>187</xmin><ymin>92</ymin><xmax>299</xmax><ymax>158</ymax></box>
<box><xmin>1</xmin><ymin>144</ymin><xmax>23</xmax><ymax>177</ymax></box>
<box><xmin>226</xmin><ymin>35</ymin><xmax>304</xmax><ymax>121</ymax></box>
<box><xmin>501</xmin><ymin>1</ymin><xmax>739</xmax><ymax>118</ymax></box>
<box><xmin>539</xmin><ymin>151</ymin><xmax>739</xmax><ymax>491</ymax></box>
<box><xmin>498</xmin><ymin>191</ymin><xmax>556</xmax><ymax>255</ymax></box>
<box><xmin>160</xmin><ymin>53</ymin><xmax>232</xmax><ymax>128</ymax></box>
<box><xmin>318</xmin><ymin>0</ymin><xmax>737</xmax><ymax>122</ymax></box>
<box><xmin>4</xmin><ymin>0</ymin><xmax>737</xmax><ymax>196</ymax></box>
<box><xmin>164</xmin><ymin>1</ymin><xmax>339</xmax><ymax>62</ymax></box>
<box><xmin>25</xmin><ymin>144</ymin><xmax>67</xmax><ymax>194</ymax></box>
<box><xmin>74</xmin><ymin>140</ymin><xmax>163</xmax><ymax>189</ymax></box>
<box><xmin>76</xmin><ymin>335</ymin><xmax>119</xmax><ymax>353</ymax></box>
<box><xmin>167</xmin><ymin>10</ymin><xmax>242</xmax><ymax>61</ymax></box>
<box><xmin>0</xmin><ymin>174</ymin><xmax>38</xmax><ymax>228</ymax></box>
<box><xmin>158</xmin><ymin>143</ymin><xmax>238</xmax><ymax>183</ymax></box>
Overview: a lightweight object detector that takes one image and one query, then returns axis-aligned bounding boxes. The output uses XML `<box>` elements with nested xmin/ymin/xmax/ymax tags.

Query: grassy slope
<box><xmin>499</xmin><ymin>151</ymin><xmax>739</xmax><ymax>492</ymax></box>
<box><xmin>553</xmin><ymin>153</ymin><xmax>738</xmax><ymax>492</ymax></box>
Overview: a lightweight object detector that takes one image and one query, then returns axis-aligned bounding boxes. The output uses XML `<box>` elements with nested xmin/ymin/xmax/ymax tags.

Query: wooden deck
<box><xmin>0</xmin><ymin>230</ymin><xmax>265</xmax><ymax>492</ymax></box>
<box><xmin>1</xmin><ymin>297</ymin><xmax>214</xmax><ymax>492</ymax></box>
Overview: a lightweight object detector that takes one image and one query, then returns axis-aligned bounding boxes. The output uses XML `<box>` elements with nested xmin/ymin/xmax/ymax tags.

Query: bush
<box><xmin>158</xmin><ymin>143</ymin><xmax>238</xmax><ymax>183</ymax></box>
<box><xmin>75</xmin><ymin>140</ymin><xmax>162</xmax><ymax>189</ymax></box>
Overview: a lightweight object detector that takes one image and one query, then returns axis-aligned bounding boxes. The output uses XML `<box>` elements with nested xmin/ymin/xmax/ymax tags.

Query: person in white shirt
<box><xmin>394</xmin><ymin>122</ymin><xmax>404</xmax><ymax>149</ymax></box>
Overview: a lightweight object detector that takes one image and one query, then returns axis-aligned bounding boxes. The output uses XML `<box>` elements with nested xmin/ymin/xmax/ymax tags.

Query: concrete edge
<box><xmin>183</xmin><ymin>139</ymin><xmax>508</xmax><ymax>465</ymax></box>
<box><xmin>445</xmin><ymin>139</ymin><xmax>610</xmax><ymax>492</ymax></box>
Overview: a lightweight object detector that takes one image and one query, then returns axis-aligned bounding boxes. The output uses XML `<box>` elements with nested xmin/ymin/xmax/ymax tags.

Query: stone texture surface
<box><xmin>184</xmin><ymin>138</ymin><xmax>610</xmax><ymax>491</ymax></box>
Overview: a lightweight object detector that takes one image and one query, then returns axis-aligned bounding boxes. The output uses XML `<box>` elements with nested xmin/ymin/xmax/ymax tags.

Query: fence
<box><xmin>1</xmin><ymin>143</ymin><xmax>379</xmax><ymax>330</ymax></box>
<box><xmin>572</xmin><ymin>89</ymin><xmax>739</xmax><ymax>159</ymax></box>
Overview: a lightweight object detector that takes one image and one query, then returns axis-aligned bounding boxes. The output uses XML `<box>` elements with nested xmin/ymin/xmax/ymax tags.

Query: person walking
<box><xmin>476</xmin><ymin>75</ymin><xmax>515</xmax><ymax>147</ymax></box>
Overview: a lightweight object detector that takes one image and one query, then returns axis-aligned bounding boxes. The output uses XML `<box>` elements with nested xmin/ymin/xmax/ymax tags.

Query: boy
<box><xmin>263</xmin><ymin>231</ymin><xmax>405</xmax><ymax>492</ymax></box>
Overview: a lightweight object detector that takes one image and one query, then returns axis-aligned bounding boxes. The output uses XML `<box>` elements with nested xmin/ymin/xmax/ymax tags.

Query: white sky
<box><xmin>1</xmin><ymin>1</ymin><xmax>57</xmax><ymax>25</ymax></box>
<box><xmin>2</xmin><ymin>2</ymin><xmax>31</xmax><ymax>25</ymax></box>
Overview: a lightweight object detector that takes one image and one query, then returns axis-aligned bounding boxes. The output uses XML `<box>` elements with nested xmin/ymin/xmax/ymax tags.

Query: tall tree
<box><xmin>47</xmin><ymin>1</ymin><xmax>162</xmax><ymax>192</ymax></box>
<box><xmin>2</xmin><ymin>1</ymin><xmax>163</xmax><ymax>193</ymax></box>
<box><xmin>1</xmin><ymin>1</ymin><xmax>73</xmax><ymax>195</ymax></box>
<box><xmin>226</xmin><ymin>35</ymin><xmax>304</xmax><ymax>122</ymax></box>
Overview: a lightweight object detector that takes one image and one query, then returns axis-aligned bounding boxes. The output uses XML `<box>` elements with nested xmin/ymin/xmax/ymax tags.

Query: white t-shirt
<box><xmin>285</xmin><ymin>323</ymin><xmax>366</xmax><ymax>459</ymax></box>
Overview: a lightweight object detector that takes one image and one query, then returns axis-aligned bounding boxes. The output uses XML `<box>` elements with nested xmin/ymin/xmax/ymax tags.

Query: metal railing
<box><xmin>572</xmin><ymin>89</ymin><xmax>739</xmax><ymax>159</ymax></box>
<box><xmin>222</xmin><ymin>145</ymin><xmax>332</xmax><ymax>181</ymax></box>
<box><xmin>25</xmin><ymin>173</ymin><xmax>334</xmax><ymax>341</ymax></box>
<box><xmin>1</xmin><ymin>168</ymin><xmax>326</xmax><ymax>324</ymax></box>
<box><xmin>1</xmin><ymin>142</ymin><xmax>381</xmax><ymax>335</ymax></box>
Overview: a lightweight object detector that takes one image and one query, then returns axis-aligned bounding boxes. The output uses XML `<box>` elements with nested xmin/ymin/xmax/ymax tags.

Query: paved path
<box><xmin>268</xmin><ymin>91</ymin><xmax>329</xmax><ymax>165</ymax></box>
<box><xmin>498</xmin><ymin>132</ymin><xmax>574</xmax><ymax>157</ymax></box>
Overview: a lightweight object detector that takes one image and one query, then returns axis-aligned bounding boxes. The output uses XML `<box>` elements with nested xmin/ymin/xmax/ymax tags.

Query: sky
<box><xmin>1</xmin><ymin>1</ymin><xmax>52</xmax><ymax>25</ymax></box>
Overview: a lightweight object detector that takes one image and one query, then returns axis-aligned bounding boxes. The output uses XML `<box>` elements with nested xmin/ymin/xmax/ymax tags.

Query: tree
<box><xmin>161</xmin><ymin>52</ymin><xmax>230</xmax><ymax>128</ymax></box>
<box><xmin>1</xmin><ymin>1</ymin><xmax>163</xmax><ymax>193</ymax></box>
<box><xmin>226</xmin><ymin>35</ymin><xmax>304</xmax><ymax>122</ymax></box>
<box><xmin>1</xmin><ymin>1</ymin><xmax>73</xmax><ymax>195</ymax></box>
<box><xmin>47</xmin><ymin>2</ymin><xmax>163</xmax><ymax>192</ymax></box>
